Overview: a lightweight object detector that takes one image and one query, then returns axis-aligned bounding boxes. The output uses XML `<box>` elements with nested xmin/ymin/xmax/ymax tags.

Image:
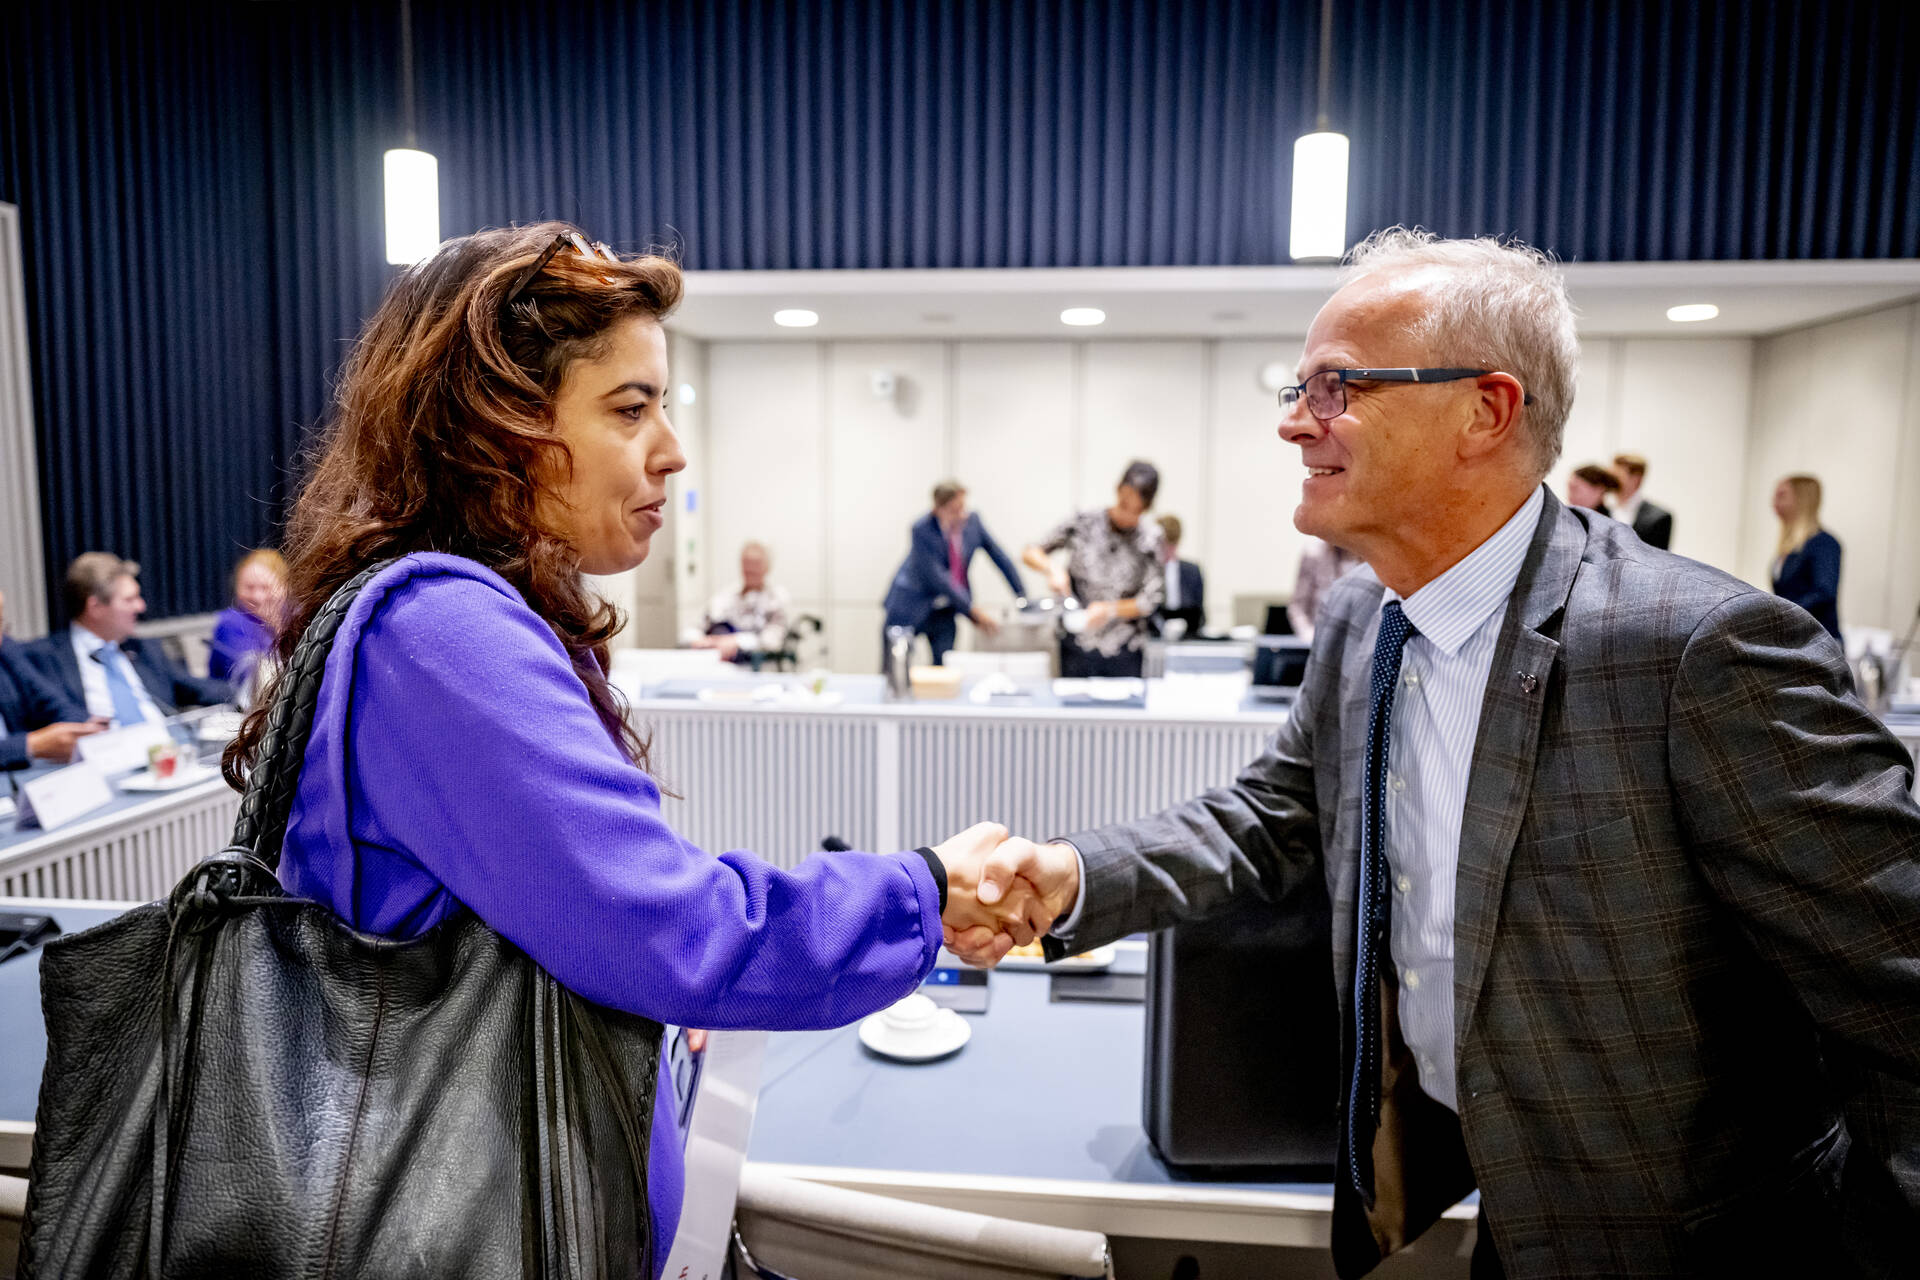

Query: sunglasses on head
<box><xmin>500</xmin><ymin>231</ymin><xmax>621</xmax><ymax>313</ymax></box>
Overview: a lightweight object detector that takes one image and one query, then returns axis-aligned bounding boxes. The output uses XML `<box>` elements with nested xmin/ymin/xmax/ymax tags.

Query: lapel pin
<box><xmin>1519</xmin><ymin>672</ymin><xmax>1538</xmax><ymax>693</ymax></box>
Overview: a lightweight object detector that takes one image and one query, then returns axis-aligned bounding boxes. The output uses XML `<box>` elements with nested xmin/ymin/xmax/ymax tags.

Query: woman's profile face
<box><xmin>542</xmin><ymin>316</ymin><xmax>686</xmax><ymax>576</ymax></box>
<box><xmin>1772</xmin><ymin>481</ymin><xmax>1795</xmax><ymax>521</ymax></box>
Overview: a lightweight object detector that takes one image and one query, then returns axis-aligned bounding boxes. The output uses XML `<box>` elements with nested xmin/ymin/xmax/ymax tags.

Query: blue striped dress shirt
<box><xmin>1377</xmin><ymin>485</ymin><xmax>1544</xmax><ymax>1112</ymax></box>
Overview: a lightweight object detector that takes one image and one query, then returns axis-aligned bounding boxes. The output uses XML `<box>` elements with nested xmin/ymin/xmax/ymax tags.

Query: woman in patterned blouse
<box><xmin>1023</xmin><ymin>460</ymin><xmax>1166</xmax><ymax>678</ymax></box>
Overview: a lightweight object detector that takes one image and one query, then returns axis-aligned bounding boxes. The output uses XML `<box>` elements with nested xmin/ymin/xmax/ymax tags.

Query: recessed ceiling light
<box><xmin>1666</xmin><ymin>303</ymin><xmax>1719</xmax><ymax>323</ymax></box>
<box><xmin>920</xmin><ymin>312</ymin><xmax>955</xmax><ymax>324</ymax></box>
<box><xmin>774</xmin><ymin>308</ymin><xmax>819</xmax><ymax>328</ymax></box>
<box><xmin>677</xmin><ymin>383</ymin><xmax>697</xmax><ymax>406</ymax></box>
<box><xmin>1212</xmin><ymin>310</ymin><xmax>1248</xmax><ymax>323</ymax></box>
<box><xmin>1060</xmin><ymin>307</ymin><xmax>1106</xmax><ymax>327</ymax></box>
<box><xmin>1258</xmin><ymin>361</ymin><xmax>1295</xmax><ymax>393</ymax></box>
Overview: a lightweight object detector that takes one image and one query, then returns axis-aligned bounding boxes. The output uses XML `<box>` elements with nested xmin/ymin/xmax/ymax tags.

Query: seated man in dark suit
<box><xmin>18</xmin><ymin>553</ymin><xmax>230</xmax><ymax>727</ymax></box>
<box><xmin>0</xmin><ymin>588</ymin><xmax>105</xmax><ymax>768</ymax></box>
<box><xmin>1611</xmin><ymin>452</ymin><xmax>1673</xmax><ymax>549</ymax></box>
<box><xmin>1153</xmin><ymin>514</ymin><xmax>1207</xmax><ymax>637</ymax></box>
<box><xmin>882</xmin><ymin>480</ymin><xmax>1027</xmax><ymax>667</ymax></box>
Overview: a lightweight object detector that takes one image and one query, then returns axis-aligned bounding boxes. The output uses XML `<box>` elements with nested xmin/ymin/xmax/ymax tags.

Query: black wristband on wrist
<box><xmin>913</xmin><ymin>846</ymin><xmax>948</xmax><ymax>912</ymax></box>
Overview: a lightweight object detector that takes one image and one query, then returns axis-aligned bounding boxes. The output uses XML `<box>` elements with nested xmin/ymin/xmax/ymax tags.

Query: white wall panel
<box><xmin>1740</xmin><ymin>328</ymin><xmax>1815</xmax><ymax>588</ymax></box>
<box><xmin>950</xmin><ymin>343</ymin><xmax>1075</xmax><ymax>611</ymax></box>
<box><xmin>1077</xmin><ymin>342</ymin><xmax>1208</xmax><ymax>523</ymax></box>
<box><xmin>706</xmin><ymin>343</ymin><xmax>828</xmax><ymax>602</ymax></box>
<box><xmin>1794</xmin><ymin>313</ymin><xmax>1907</xmax><ymax>630</ymax></box>
<box><xmin>1545</xmin><ymin>337</ymin><xmax>1620</xmax><ymax>501</ymax></box>
<box><xmin>1206</xmin><ymin>340</ymin><xmax>1309</xmax><ymax>633</ymax></box>
<box><xmin>827</xmin><ymin>343</ymin><xmax>950</xmax><ymax>614</ymax></box>
<box><xmin>688</xmin><ymin>326</ymin><xmax>1920</xmax><ymax>662</ymax></box>
<box><xmin>1615</xmin><ymin>338</ymin><xmax>1752</xmax><ymax>574</ymax></box>
<box><xmin>831</xmin><ymin>602</ymin><xmax>886</xmax><ymax>674</ymax></box>
<box><xmin>667</xmin><ymin>331</ymin><xmax>711</xmax><ymax>643</ymax></box>
<box><xmin>1745</xmin><ymin>304</ymin><xmax>1920</xmax><ymax>631</ymax></box>
<box><xmin>1887</xmin><ymin>306</ymin><xmax>1920</xmax><ymax>640</ymax></box>
<box><xmin>0</xmin><ymin>205</ymin><xmax>46</xmax><ymax>638</ymax></box>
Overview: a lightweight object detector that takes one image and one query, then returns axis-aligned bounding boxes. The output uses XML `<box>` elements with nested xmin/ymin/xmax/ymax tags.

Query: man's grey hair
<box><xmin>1342</xmin><ymin>227</ymin><xmax>1579</xmax><ymax>478</ymax></box>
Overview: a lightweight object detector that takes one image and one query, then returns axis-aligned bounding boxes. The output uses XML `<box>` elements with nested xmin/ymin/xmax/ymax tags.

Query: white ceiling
<box><xmin>671</xmin><ymin>260</ymin><xmax>1920</xmax><ymax>343</ymax></box>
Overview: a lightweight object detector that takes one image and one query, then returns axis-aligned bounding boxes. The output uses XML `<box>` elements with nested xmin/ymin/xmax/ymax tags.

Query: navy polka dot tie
<box><xmin>1343</xmin><ymin>598</ymin><xmax>1416</xmax><ymax>1208</ymax></box>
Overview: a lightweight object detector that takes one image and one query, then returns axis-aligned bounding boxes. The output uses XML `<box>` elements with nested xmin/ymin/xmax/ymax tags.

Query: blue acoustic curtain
<box><xmin>1</xmin><ymin>3</ymin><xmax>283</xmax><ymax>625</ymax></box>
<box><xmin>3</xmin><ymin>0</ymin><xmax>1917</xmax><ymax>618</ymax></box>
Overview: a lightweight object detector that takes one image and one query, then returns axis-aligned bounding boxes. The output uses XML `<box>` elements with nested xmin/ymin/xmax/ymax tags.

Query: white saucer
<box><xmin>858</xmin><ymin>1001</ymin><xmax>971</xmax><ymax>1063</ymax></box>
<box><xmin>117</xmin><ymin>765</ymin><xmax>218</xmax><ymax>792</ymax></box>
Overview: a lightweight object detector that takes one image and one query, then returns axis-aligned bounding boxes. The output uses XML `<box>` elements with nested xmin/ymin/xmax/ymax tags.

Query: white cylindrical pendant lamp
<box><xmin>383</xmin><ymin>148</ymin><xmax>440</xmax><ymax>265</ymax></box>
<box><xmin>1288</xmin><ymin>131</ymin><xmax>1350</xmax><ymax>262</ymax></box>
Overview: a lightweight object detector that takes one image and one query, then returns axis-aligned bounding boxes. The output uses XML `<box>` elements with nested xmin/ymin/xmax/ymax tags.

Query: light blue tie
<box><xmin>95</xmin><ymin>646</ymin><xmax>151</xmax><ymax>727</ymax></box>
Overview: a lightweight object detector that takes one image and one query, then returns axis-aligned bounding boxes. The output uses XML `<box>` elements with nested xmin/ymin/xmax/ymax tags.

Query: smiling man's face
<box><xmin>1280</xmin><ymin>270</ymin><xmax>1478</xmax><ymax>554</ymax></box>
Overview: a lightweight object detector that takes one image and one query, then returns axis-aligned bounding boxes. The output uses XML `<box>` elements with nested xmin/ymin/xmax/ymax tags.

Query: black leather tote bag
<box><xmin>20</xmin><ymin>561</ymin><xmax>663</xmax><ymax>1279</ymax></box>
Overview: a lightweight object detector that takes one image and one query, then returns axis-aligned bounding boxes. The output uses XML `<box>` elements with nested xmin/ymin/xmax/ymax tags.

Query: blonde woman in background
<box><xmin>1771</xmin><ymin>474</ymin><xmax>1842</xmax><ymax>642</ymax></box>
<box><xmin>209</xmin><ymin>548</ymin><xmax>288</xmax><ymax>683</ymax></box>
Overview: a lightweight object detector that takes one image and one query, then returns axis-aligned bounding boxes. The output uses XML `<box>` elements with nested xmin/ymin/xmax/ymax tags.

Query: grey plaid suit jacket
<box><xmin>1054</xmin><ymin>489</ymin><xmax>1920</xmax><ymax>1277</ymax></box>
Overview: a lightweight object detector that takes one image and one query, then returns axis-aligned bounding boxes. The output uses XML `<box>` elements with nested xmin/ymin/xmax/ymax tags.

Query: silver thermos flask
<box><xmin>885</xmin><ymin>625</ymin><xmax>915</xmax><ymax>700</ymax></box>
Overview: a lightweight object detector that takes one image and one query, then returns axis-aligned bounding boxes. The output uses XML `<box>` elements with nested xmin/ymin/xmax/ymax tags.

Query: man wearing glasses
<box><xmin>956</xmin><ymin>230</ymin><xmax>1920</xmax><ymax>1275</ymax></box>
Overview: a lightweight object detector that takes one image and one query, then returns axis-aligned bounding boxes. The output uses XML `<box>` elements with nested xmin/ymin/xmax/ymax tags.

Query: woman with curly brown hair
<box><xmin>224</xmin><ymin>223</ymin><xmax>1057</xmax><ymax>1272</ymax></box>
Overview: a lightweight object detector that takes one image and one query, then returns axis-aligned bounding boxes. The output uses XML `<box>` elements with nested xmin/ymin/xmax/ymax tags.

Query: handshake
<box><xmin>928</xmin><ymin>823</ymin><xmax>1082</xmax><ymax>968</ymax></box>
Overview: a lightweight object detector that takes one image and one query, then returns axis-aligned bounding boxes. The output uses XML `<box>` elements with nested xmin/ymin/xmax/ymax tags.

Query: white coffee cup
<box><xmin>881</xmin><ymin>993</ymin><xmax>940</xmax><ymax>1037</ymax></box>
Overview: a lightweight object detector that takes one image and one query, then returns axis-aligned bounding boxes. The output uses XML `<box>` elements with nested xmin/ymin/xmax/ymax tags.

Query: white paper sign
<box><xmin>1145</xmin><ymin>671</ymin><xmax>1251</xmax><ymax>716</ymax></box>
<box><xmin>659</xmin><ymin>1028</ymin><xmax>768</xmax><ymax>1280</ymax></box>
<box><xmin>18</xmin><ymin>761</ymin><xmax>114</xmax><ymax>832</ymax></box>
<box><xmin>75</xmin><ymin>721</ymin><xmax>174</xmax><ymax>776</ymax></box>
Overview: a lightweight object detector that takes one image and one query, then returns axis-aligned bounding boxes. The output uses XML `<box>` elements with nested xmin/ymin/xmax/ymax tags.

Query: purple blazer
<box><xmin>209</xmin><ymin>605</ymin><xmax>274</xmax><ymax>682</ymax></box>
<box><xmin>278</xmin><ymin>554</ymin><xmax>943</xmax><ymax>1275</ymax></box>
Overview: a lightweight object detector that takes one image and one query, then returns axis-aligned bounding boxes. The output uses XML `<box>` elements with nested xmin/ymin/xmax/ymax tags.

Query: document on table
<box><xmin>75</xmin><ymin>721</ymin><xmax>173</xmax><ymax>777</ymax></box>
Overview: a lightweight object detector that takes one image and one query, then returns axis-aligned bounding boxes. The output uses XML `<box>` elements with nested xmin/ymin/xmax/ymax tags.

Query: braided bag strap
<box><xmin>228</xmin><ymin>559</ymin><xmax>397</xmax><ymax>870</ymax></box>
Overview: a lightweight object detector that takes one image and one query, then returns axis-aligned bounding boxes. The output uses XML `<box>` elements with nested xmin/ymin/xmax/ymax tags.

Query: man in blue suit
<box><xmin>0</xmin><ymin>588</ymin><xmax>105</xmax><ymax>768</ymax></box>
<box><xmin>18</xmin><ymin>553</ymin><xmax>230</xmax><ymax>726</ymax></box>
<box><xmin>882</xmin><ymin>481</ymin><xmax>1029</xmax><ymax>667</ymax></box>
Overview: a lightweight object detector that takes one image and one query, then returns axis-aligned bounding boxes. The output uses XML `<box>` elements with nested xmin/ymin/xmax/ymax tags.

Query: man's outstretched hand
<box><xmin>933</xmin><ymin>828</ymin><xmax>1081</xmax><ymax>968</ymax></box>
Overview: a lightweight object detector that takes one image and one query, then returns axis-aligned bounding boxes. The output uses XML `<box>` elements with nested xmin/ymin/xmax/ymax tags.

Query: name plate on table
<box><xmin>659</xmin><ymin>1028</ymin><xmax>768</xmax><ymax>1280</ymax></box>
<box><xmin>75</xmin><ymin>722</ymin><xmax>173</xmax><ymax>776</ymax></box>
<box><xmin>1145</xmin><ymin>671</ymin><xmax>1251</xmax><ymax>715</ymax></box>
<box><xmin>18</xmin><ymin>761</ymin><xmax>114</xmax><ymax>832</ymax></box>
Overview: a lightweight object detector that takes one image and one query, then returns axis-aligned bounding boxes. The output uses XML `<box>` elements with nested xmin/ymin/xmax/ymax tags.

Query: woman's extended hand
<box><xmin>931</xmin><ymin>823</ymin><xmax>1081</xmax><ymax>968</ymax></box>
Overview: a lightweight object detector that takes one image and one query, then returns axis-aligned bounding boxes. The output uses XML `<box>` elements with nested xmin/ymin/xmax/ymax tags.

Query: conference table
<box><xmin>0</xmin><ymin>900</ymin><xmax>1474</xmax><ymax>1262</ymax></box>
<box><xmin>0</xmin><ymin>733</ymin><xmax>240</xmax><ymax>905</ymax></box>
<box><xmin>746</xmin><ymin>939</ymin><xmax>1479</xmax><ymax>1255</ymax></box>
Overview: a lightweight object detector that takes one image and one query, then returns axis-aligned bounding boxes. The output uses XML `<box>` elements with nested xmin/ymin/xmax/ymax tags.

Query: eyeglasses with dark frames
<box><xmin>500</xmin><ymin>231</ymin><xmax>622</xmax><ymax>314</ymax></box>
<box><xmin>1278</xmin><ymin>367</ymin><xmax>1535</xmax><ymax>421</ymax></box>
